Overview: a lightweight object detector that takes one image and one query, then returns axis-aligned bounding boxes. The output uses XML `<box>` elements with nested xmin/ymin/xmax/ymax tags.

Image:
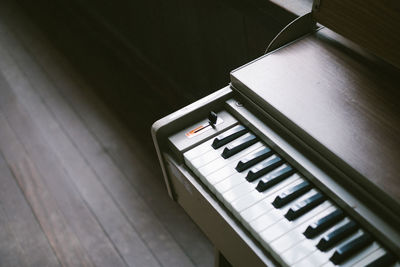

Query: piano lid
<box><xmin>230</xmin><ymin>27</ymin><xmax>400</xmax><ymax>208</ymax></box>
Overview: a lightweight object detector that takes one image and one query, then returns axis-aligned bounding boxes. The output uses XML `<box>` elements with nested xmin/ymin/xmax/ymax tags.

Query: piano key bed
<box><xmin>184</xmin><ymin>123</ymin><xmax>398</xmax><ymax>267</ymax></box>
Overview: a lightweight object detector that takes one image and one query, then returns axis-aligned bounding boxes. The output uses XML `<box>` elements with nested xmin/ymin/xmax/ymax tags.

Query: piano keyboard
<box><xmin>184</xmin><ymin>124</ymin><xmax>398</xmax><ymax>266</ymax></box>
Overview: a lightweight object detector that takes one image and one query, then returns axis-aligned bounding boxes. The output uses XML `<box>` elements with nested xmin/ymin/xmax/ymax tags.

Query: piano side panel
<box><xmin>164</xmin><ymin>155</ymin><xmax>279</xmax><ymax>267</ymax></box>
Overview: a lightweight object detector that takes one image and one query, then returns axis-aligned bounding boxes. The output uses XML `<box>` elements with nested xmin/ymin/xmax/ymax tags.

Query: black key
<box><xmin>303</xmin><ymin>209</ymin><xmax>345</xmax><ymax>238</ymax></box>
<box><xmin>365</xmin><ymin>252</ymin><xmax>397</xmax><ymax>267</ymax></box>
<box><xmin>330</xmin><ymin>232</ymin><xmax>373</xmax><ymax>265</ymax></box>
<box><xmin>212</xmin><ymin>125</ymin><xmax>247</xmax><ymax>149</ymax></box>
<box><xmin>246</xmin><ymin>156</ymin><xmax>284</xmax><ymax>182</ymax></box>
<box><xmin>255</xmin><ymin>165</ymin><xmax>295</xmax><ymax>191</ymax></box>
<box><xmin>272</xmin><ymin>181</ymin><xmax>312</xmax><ymax>208</ymax></box>
<box><xmin>316</xmin><ymin>220</ymin><xmax>358</xmax><ymax>251</ymax></box>
<box><xmin>284</xmin><ymin>192</ymin><xmax>325</xmax><ymax>221</ymax></box>
<box><xmin>221</xmin><ymin>134</ymin><xmax>258</xmax><ymax>159</ymax></box>
<box><xmin>236</xmin><ymin>147</ymin><xmax>273</xmax><ymax>172</ymax></box>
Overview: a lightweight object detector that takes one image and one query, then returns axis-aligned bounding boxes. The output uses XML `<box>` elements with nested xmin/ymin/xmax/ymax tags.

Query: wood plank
<box><xmin>0</xmin><ymin>112</ymin><xmax>92</xmax><ymax>267</ymax></box>
<box><xmin>0</xmin><ymin>152</ymin><xmax>59</xmax><ymax>267</ymax></box>
<box><xmin>0</xmin><ymin>199</ymin><xmax>26</xmax><ymax>267</ymax></box>
<box><xmin>3</xmin><ymin>2</ymin><xmax>215</xmax><ymax>266</ymax></box>
<box><xmin>0</xmin><ymin>91</ymin><xmax>126</xmax><ymax>267</ymax></box>
<box><xmin>0</xmin><ymin>33</ymin><xmax>161</xmax><ymax>267</ymax></box>
<box><xmin>0</xmin><ymin>3</ymin><xmax>196</xmax><ymax>266</ymax></box>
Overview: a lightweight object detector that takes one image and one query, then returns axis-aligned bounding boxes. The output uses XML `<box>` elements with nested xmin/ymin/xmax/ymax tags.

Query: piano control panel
<box><xmin>162</xmin><ymin>97</ymin><xmax>400</xmax><ymax>267</ymax></box>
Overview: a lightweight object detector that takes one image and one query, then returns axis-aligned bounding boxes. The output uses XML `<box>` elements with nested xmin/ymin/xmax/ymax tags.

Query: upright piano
<box><xmin>152</xmin><ymin>1</ymin><xmax>400</xmax><ymax>266</ymax></box>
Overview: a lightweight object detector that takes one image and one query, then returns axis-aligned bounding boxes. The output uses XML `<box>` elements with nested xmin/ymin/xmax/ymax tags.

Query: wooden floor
<box><xmin>0</xmin><ymin>1</ymin><xmax>214</xmax><ymax>266</ymax></box>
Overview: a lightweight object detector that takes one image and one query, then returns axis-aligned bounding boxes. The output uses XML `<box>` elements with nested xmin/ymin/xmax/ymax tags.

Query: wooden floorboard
<box><xmin>0</xmin><ymin>27</ymin><xmax>161</xmax><ymax>267</ymax></box>
<box><xmin>0</xmin><ymin>109</ymin><xmax>93</xmax><ymax>267</ymax></box>
<box><xmin>0</xmin><ymin>152</ymin><xmax>59</xmax><ymax>267</ymax></box>
<box><xmin>0</xmin><ymin>1</ymin><xmax>214</xmax><ymax>266</ymax></box>
<box><xmin>0</xmin><ymin>192</ymin><xmax>26</xmax><ymax>267</ymax></box>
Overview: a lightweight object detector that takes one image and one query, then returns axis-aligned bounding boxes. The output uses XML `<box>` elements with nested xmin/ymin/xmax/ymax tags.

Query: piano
<box><xmin>152</xmin><ymin>1</ymin><xmax>400</xmax><ymax>266</ymax></box>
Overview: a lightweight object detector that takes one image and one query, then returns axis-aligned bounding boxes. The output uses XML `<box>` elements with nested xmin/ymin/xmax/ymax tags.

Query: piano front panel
<box><xmin>160</xmin><ymin>94</ymin><xmax>399</xmax><ymax>266</ymax></box>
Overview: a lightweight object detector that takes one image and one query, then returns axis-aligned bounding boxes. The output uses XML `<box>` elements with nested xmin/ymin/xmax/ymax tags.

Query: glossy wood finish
<box><xmin>313</xmin><ymin>0</ymin><xmax>400</xmax><ymax>68</ymax></box>
<box><xmin>0</xmin><ymin>1</ymin><xmax>214</xmax><ymax>266</ymax></box>
<box><xmin>231</xmin><ymin>27</ymin><xmax>400</xmax><ymax>212</ymax></box>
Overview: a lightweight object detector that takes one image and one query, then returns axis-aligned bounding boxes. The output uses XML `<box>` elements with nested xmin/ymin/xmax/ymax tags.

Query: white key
<box><xmin>231</xmin><ymin>175</ymin><xmax>303</xmax><ymax>213</ymax></box>
<box><xmin>197</xmin><ymin>142</ymin><xmax>263</xmax><ymax>177</ymax></box>
<box><xmin>183</xmin><ymin>125</ymin><xmax>246</xmax><ymax>160</ymax></box>
<box><xmin>339</xmin><ymin>242</ymin><xmax>380</xmax><ymax>266</ymax></box>
<box><xmin>197</xmin><ymin>143</ymin><xmax>263</xmax><ymax>183</ymax></box>
<box><xmin>238</xmin><ymin>175</ymin><xmax>300</xmax><ymax>225</ymax></box>
<box><xmin>189</xmin><ymin>148</ymin><xmax>222</xmax><ymax>169</ymax></box>
<box><xmin>249</xmin><ymin>189</ymin><xmax>321</xmax><ymax>233</ymax></box>
<box><xmin>221</xmin><ymin>180</ymin><xmax>257</xmax><ymax>207</ymax></box>
<box><xmin>351</xmin><ymin>248</ymin><xmax>386</xmax><ymax>267</ymax></box>
<box><xmin>183</xmin><ymin>138</ymin><xmax>215</xmax><ymax>160</ymax></box>
<box><xmin>283</xmin><ymin>229</ymin><xmax>362</xmax><ymax>266</ymax></box>
<box><xmin>295</xmin><ymin>229</ymin><xmax>360</xmax><ymax>267</ymax></box>
<box><xmin>187</xmin><ymin>132</ymin><xmax>254</xmax><ymax>169</ymax></box>
<box><xmin>214</xmin><ymin>172</ymin><xmax>246</xmax><ymax>193</ymax></box>
<box><xmin>270</xmin><ymin>206</ymin><xmax>337</xmax><ymax>254</ymax></box>
<box><xmin>321</xmin><ymin>262</ymin><xmax>335</xmax><ymax>267</ymax></box>
<box><xmin>258</xmin><ymin>201</ymin><xmax>332</xmax><ymax>246</ymax></box>
<box><xmin>220</xmin><ymin>159</ymin><xmax>291</xmax><ymax>208</ymax></box>
<box><xmin>185</xmin><ymin>131</ymin><xmax>254</xmax><ymax>171</ymax></box>
<box><xmin>212</xmin><ymin>146</ymin><xmax>270</xmax><ymax>192</ymax></box>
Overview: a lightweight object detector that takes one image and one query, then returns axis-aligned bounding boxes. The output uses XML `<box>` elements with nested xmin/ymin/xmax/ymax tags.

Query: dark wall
<box><xmin>17</xmin><ymin>0</ymin><xmax>295</xmax><ymax>137</ymax></box>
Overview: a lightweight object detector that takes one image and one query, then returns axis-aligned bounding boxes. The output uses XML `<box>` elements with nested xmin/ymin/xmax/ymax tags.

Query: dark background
<box><xmin>16</xmin><ymin>0</ymin><xmax>297</xmax><ymax>146</ymax></box>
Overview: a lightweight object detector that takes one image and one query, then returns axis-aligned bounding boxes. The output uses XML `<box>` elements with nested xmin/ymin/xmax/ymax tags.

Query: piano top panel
<box><xmin>230</xmin><ymin>27</ymin><xmax>400</xmax><ymax>206</ymax></box>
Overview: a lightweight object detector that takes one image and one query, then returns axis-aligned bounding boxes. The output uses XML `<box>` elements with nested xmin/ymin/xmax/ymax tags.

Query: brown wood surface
<box><xmin>231</xmin><ymin>27</ymin><xmax>400</xmax><ymax>210</ymax></box>
<box><xmin>0</xmin><ymin>1</ymin><xmax>214</xmax><ymax>266</ymax></box>
<box><xmin>313</xmin><ymin>0</ymin><xmax>400</xmax><ymax>69</ymax></box>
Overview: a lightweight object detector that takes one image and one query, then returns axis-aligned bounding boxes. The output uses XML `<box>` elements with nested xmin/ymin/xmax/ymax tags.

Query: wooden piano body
<box><xmin>152</xmin><ymin>1</ymin><xmax>400</xmax><ymax>266</ymax></box>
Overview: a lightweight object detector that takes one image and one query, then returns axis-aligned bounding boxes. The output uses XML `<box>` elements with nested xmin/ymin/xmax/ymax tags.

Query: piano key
<box><xmin>220</xmin><ymin>164</ymin><xmax>291</xmax><ymax>207</ymax></box>
<box><xmin>284</xmin><ymin>192</ymin><xmax>326</xmax><ymax>221</ymax></box>
<box><xmin>257</xmin><ymin>201</ymin><xmax>332</xmax><ymax>245</ymax></box>
<box><xmin>183</xmin><ymin>138</ymin><xmax>215</xmax><ymax>160</ymax></box>
<box><xmin>239</xmin><ymin>176</ymin><xmax>303</xmax><ymax>224</ymax></box>
<box><xmin>330</xmin><ymin>232</ymin><xmax>374</xmax><ymax>264</ymax></box>
<box><xmin>352</xmin><ymin>249</ymin><xmax>386</xmax><ymax>267</ymax></box>
<box><xmin>197</xmin><ymin>143</ymin><xmax>263</xmax><ymax>184</ymax></box>
<box><xmin>213</xmin><ymin>172</ymin><xmax>246</xmax><ymax>194</ymax></box>
<box><xmin>221</xmin><ymin>177</ymin><xmax>262</xmax><ymax>206</ymax></box>
<box><xmin>246</xmin><ymin>155</ymin><xmax>284</xmax><ymax>182</ymax></box>
<box><xmin>197</xmin><ymin>142</ymin><xmax>263</xmax><ymax>177</ymax></box>
<box><xmin>211</xmin><ymin>125</ymin><xmax>247</xmax><ymax>149</ymax></box>
<box><xmin>270</xmin><ymin>206</ymin><xmax>337</xmax><ymax>254</ymax></box>
<box><xmin>364</xmin><ymin>251</ymin><xmax>397</xmax><ymax>267</ymax></box>
<box><xmin>281</xmin><ymin>228</ymin><xmax>362</xmax><ymax>266</ymax></box>
<box><xmin>272</xmin><ymin>180</ymin><xmax>312</xmax><ymax>208</ymax></box>
<box><xmin>256</xmin><ymin>164</ymin><xmax>296</xmax><ymax>191</ymax></box>
<box><xmin>189</xmin><ymin>147</ymin><xmax>222</xmax><ymax>169</ymax></box>
<box><xmin>317</xmin><ymin>220</ymin><xmax>358</xmax><ymax>251</ymax></box>
<box><xmin>291</xmin><ymin>230</ymin><xmax>364</xmax><ymax>267</ymax></box>
<box><xmin>303</xmin><ymin>209</ymin><xmax>345</xmax><ymax>238</ymax></box>
<box><xmin>341</xmin><ymin>243</ymin><xmax>382</xmax><ymax>266</ymax></box>
<box><xmin>235</xmin><ymin>147</ymin><xmax>273</xmax><ymax>172</ymax></box>
<box><xmin>221</xmin><ymin>134</ymin><xmax>258</xmax><ymax>158</ymax></box>
<box><xmin>190</xmin><ymin>133</ymin><xmax>254</xmax><ymax>169</ymax></box>
<box><xmin>249</xmin><ymin>189</ymin><xmax>322</xmax><ymax>233</ymax></box>
<box><xmin>231</xmin><ymin>175</ymin><xmax>302</xmax><ymax>214</ymax></box>
<box><xmin>184</xmin><ymin>130</ymin><xmax>252</xmax><ymax>164</ymax></box>
<box><xmin>219</xmin><ymin>169</ymin><xmax>299</xmax><ymax>206</ymax></box>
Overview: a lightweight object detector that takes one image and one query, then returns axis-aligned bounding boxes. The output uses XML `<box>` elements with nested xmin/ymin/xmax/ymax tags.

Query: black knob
<box><xmin>208</xmin><ymin>111</ymin><xmax>218</xmax><ymax>126</ymax></box>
